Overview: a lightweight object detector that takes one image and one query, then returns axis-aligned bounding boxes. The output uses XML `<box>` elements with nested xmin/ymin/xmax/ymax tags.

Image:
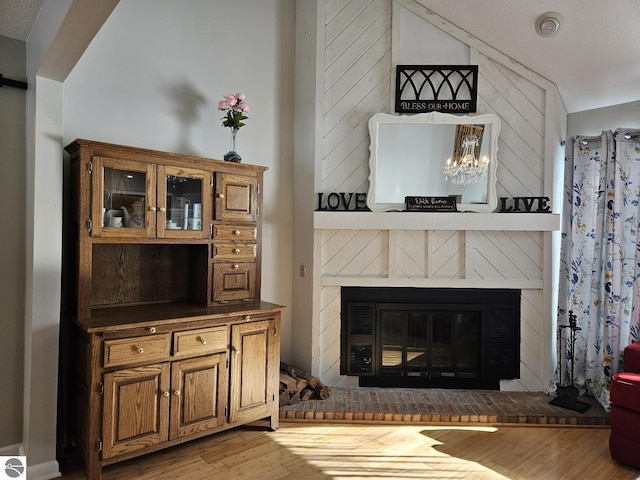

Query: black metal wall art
<box><xmin>395</xmin><ymin>65</ymin><xmax>477</xmax><ymax>114</ymax></box>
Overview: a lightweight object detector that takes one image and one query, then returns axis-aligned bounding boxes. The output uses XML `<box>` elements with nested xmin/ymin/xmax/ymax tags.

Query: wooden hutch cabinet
<box><xmin>61</xmin><ymin>139</ymin><xmax>284</xmax><ymax>480</ymax></box>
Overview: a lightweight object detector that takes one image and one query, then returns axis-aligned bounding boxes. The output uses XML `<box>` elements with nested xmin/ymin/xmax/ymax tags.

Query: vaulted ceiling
<box><xmin>419</xmin><ymin>0</ymin><xmax>640</xmax><ymax>113</ymax></box>
<box><xmin>1</xmin><ymin>0</ymin><xmax>638</xmax><ymax>113</ymax></box>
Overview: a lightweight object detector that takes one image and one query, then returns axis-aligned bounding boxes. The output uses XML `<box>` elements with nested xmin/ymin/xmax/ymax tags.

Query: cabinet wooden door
<box><xmin>170</xmin><ymin>354</ymin><xmax>227</xmax><ymax>439</ymax></box>
<box><xmin>214</xmin><ymin>173</ymin><xmax>257</xmax><ymax>222</ymax></box>
<box><xmin>211</xmin><ymin>262</ymin><xmax>256</xmax><ymax>303</ymax></box>
<box><xmin>91</xmin><ymin>156</ymin><xmax>156</xmax><ymax>238</ymax></box>
<box><xmin>102</xmin><ymin>363</ymin><xmax>170</xmax><ymax>459</ymax></box>
<box><xmin>229</xmin><ymin>318</ymin><xmax>278</xmax><ymax>425</ymax></box>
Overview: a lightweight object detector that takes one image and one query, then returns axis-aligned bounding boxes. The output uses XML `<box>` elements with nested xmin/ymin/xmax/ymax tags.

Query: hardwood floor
<box><xmin>58</xmin><ymin>421</ymin><xmax>639</xmax><ymax>480</ymax></box>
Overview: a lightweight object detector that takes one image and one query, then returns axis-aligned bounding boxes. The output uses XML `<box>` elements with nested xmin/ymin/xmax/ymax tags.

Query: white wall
<box><xmin>63</xmin><ymin>0</ymin><xmax>296</xmax><ymax>359</ymax></box>
<box><xmin>292</xmin><ymin>0</ymin><xmax>321</xmax><ymax>371</ymax></box>
<box><xmin>567</xmin><ymin>100</ymin><xmax>640</xmax><ymax>137</ymax></box>
<box><xmin>16</xmin><ymin>1</ymin><xmax>294</xmax><ymax>478</ymax></box>
<box><xmin>0</xmin><ymin>35</ymin><xmax>26</xmax><ymax>452</ymax></box>
<box><xmin>23</xmin><ymin>2</ymin><xmax>74</xmax><ymax>476</ymax></box>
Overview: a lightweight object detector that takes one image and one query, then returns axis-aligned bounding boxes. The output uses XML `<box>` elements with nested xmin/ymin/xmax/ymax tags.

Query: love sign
<box><xmin>317</xmin><ymin>192</ymin><xmax>368</xmax><ymax>211</ymax></box>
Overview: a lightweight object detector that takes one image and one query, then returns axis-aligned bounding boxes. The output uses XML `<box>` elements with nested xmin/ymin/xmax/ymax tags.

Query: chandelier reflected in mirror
<box><xmin>443</xmin><ymin>124</ymin><xmax>488</xmax><ymax>186</ymax></box>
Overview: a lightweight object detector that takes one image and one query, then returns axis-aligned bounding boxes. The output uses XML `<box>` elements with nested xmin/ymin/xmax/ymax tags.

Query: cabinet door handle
<box><xmin>158</xmin><ymin>207</ymin><xmax>166</xmax><ymax>213</ymax></box>
<box><xmin>137</xmin><ymin>348</ymin><xmax>144</xmax><ymax>354</ymax></box>
<box><xmin>217</xmin><ymin>193</ymin><xmax>225</xmax><ymax>199</ymax></box>
<box><xmin>174</xmin><ymin>390</ymin><xmax>181</xmax><ymax>396</ymax></box>
<box><xmin>163</xmin><ymin>391</ymin><xmax>170</xmax><ymax>398</ymax></box>
<box><xmin>148</xmin><ymin>206</ymin><xmax>157</xmax><ymax>212</ymax></box>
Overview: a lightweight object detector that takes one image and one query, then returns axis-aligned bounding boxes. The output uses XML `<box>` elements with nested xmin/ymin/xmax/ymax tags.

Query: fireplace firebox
<box><xmin>340</xmin><ymin>287</ymin><xmax>520</xmax><ymax>389</ymax></box>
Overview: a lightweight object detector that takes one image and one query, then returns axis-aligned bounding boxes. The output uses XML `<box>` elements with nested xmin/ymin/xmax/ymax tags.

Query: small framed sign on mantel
<box><xmin>405</xmin><ymin>196</ymin><xmax>457</xmax><ymax>212</ymax></box>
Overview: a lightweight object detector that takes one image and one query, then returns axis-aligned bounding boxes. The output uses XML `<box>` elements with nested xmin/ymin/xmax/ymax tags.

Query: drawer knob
<box><xmin>148</xmin><ymin>327</ymin><xmax>157</xmax><ymax>334</ymax></box>
<box><xmin>233</xmin><ymin>264</ymin><xmax>240</xmax><ymax>270</ymax></box>
<box><xmin>245</xmin><ymin>315</ymin><xmax>251</xmax><ymax>321</ymax></box>
<box><xmin>174</xmin><ymin>390</ymin><xmax>181</xmax><ymax>396</ymax></box>
<box><xmin>234</xmin><ymin>230</ymin><xmax>241</xmax><ymax>236</ymax></box>
<box><xmin>163</xmin><ymin>391</ymin><xmax>170</xmax><ymax>398</ymax></box>
<box><xmin>234</xmin><ymin>248</ymin><xmax>241</xmax><ymax>254</ymax></box>
<box><xmin>200</xmin><ymin>338</ymin><xmax>207</xmax><ymax>345</ymax></box>
<box><xmin>217</xmin><ymin>193</ymin><xmax>225</xmax><ymax>199</ymax></box>
<box><xmin>137</xmin><ymin>348</ymin><xmax>144</xmax><ymax>354</ymax></box>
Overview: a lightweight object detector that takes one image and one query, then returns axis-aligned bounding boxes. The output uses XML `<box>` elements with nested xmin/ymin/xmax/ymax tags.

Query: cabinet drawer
<box><xmin>213</xmin><ymin>225</ymin><xmax>256</xmax><ymax>242</ymax></box>
<box><xmin>103</xmin><ymin>334</ymin><xmax>171</xmax><ymax>368</ymax></box>
<box><xmin>212</xmin><ymin>263</ymin><xmax>256</xmax><ymax>302</ymax></box>
<box><xmin>212</xmin><ymin>243</ymin><xmax>256</xmax><ymax>262</ymax></box>
<box><xmin>173</xmin><ymin>326</ymin><xmax>228</xmax><ymax>357</ymax></box>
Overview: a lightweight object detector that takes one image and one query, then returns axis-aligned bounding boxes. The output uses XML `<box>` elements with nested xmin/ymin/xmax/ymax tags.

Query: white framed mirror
<box><xmin>367</xmin><ymin>112</ymin><xmax>501</xmax><ymax>212</ymax></box>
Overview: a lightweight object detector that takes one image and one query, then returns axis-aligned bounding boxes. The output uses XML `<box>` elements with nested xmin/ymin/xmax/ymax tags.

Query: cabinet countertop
<box><xmin>73</xmin><ymin>301</ymin><xmax>286</xmax><ymax>333</ymax></box>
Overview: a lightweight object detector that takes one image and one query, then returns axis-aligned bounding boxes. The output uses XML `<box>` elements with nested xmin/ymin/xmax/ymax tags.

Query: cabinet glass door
<box><xmin>159</xmin><ymin>166</ymin><xmax>210</xmax><ymax>239</ymax></box>
<box><xmin>92</xmin><ymin>156</ymin><xmax>156</xmax><ymax>238</ymax></box>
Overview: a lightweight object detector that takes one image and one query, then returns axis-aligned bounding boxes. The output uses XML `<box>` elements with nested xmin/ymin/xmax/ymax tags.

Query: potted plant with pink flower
<box><xmin>218</xmin><ymin>92</ymin><xmax>250</xmax><ymax>162</ymax></box>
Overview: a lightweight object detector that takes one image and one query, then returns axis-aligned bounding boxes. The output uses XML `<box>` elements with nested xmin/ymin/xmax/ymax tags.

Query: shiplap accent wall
<box><xmin>313</xmin><ymin>0</ymin><xmax>566</xmax><ymax>392</ymax></box>
<box><xmin>323</xmin><ymin>0</ymin><xmax>391</xmax><ymax>193</ymax></box>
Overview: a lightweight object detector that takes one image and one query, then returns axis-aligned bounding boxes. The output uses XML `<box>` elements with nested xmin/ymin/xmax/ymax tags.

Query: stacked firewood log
<box><xmin>279</xmin><ymin>361</ymin><xmax>331</xmax><ymax>406</ymax></box>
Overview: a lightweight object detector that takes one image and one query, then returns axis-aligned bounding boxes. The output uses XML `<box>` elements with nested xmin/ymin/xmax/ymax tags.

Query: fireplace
<box><xmin>340</xmin><ymin>287</ymin><xmax>521</xmax><ymax>389</ymax></box>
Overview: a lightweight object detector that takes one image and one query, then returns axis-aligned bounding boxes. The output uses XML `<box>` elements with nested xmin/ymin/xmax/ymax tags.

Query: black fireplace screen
<box><xmin>341</xmin><ymin>288</ymin><xmax>520</xmax><ymax>388</ymax></box>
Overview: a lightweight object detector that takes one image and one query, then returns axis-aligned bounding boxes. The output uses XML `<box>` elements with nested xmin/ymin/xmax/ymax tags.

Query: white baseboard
<box><xmin>0</xmin><ymin>443</ymin><xmax>21</xmax><ymax>455</ymax></box>
<box><xmin>26</xmin><ymin>459</ymin><xmax>61</xmax><ymax>480</ymax></box>
<box><xmin>0</xmin><ymin>444</ymin><xmax>61</xmax><ymax>479</ymax></box>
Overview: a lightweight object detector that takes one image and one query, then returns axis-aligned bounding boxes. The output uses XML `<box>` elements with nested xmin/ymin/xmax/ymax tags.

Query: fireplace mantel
<box><xmin>314</xmin><ymin>211</ymin><xmax>560</xmax><ymax>231</ymax></box>
<box><xmin>313</xmin><ymin>209</ymin><xmax>559</xmax><ymax>391</ymax></box>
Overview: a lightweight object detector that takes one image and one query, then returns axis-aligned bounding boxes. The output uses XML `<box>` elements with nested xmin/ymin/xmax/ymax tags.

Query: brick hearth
<box><xmin>279</xmin><ymin>388</ymin><xmax>609</xmax><ymax>426</ymax></box>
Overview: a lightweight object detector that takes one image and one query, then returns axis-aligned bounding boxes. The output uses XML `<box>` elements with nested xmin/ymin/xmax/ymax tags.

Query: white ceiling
<box><xmin>1</xmin><ymin>0</ymin><xmax>638</xmax><ymax>113</ymax></box>
<box><xmin>418</xmin><ymin>0</ymin><xmax>640</xmax><ymax>113</ymax></box>
<box><xmin>0</xmin><ymin>0</ymin><xmax>43</xmax><ymax>42</ymax></box>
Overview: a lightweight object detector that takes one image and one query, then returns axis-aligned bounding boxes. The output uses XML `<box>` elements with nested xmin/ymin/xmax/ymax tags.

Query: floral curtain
<box><xmin>558</xmin><ymin>128</ymin><xmax>640</xmax><ymax>409</ymax></box>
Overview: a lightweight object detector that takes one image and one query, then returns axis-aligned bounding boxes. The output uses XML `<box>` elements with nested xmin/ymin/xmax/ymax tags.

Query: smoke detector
<box><xmin>536</xmin><ymin>12</ymin><xmax>563</xmax><ymax>37</ymax></box>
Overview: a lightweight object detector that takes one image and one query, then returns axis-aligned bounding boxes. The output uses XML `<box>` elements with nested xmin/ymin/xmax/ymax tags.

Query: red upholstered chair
<box><xmin>609</xmin><ymin>340</ymin><xmax>640</xmax><ymax>469</ymax></box>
